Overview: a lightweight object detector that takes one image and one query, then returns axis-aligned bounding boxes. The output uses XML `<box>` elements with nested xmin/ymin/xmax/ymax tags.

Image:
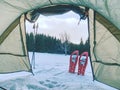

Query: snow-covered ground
<box><xmin>0</xmin><ymin>52</ymin><xmax>117</xmax><ymax>90</ymax></box>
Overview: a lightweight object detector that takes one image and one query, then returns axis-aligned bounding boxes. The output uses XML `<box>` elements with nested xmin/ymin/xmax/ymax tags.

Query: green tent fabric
<box><xmin>89</xmin><ymin>10</ymin><xmax>120</xmax><ymax>89</ymax></box>
<box><xmin>0</xmin><ymin>14</ymin><xmax>31</xmax><ymax>73</ymax></box>
<box><xmin>0</xmin><ymin>0</ymin><xmax>120</xmax><ymax>89</ymax></box>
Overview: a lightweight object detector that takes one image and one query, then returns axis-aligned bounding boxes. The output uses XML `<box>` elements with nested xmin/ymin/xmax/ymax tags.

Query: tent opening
<box><xmin>25</xmin><ymin>8</ymin><xmax>90</xmax><ymax>65</ymax></box>
<box><xmin>25</xmin><ymin>9</ymin><xmax>95</xmax><ymax>89</ymax></box>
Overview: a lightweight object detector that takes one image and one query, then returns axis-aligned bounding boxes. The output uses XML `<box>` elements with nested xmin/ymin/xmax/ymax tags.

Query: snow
<box><xmin>0</xmin><ymin>52</ymin><xmax>117</xmax><ymax>90</ymax></box>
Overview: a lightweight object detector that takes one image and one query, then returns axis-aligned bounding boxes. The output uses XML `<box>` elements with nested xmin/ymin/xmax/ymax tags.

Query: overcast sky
<box><xmin>26</xmin><ymin>11</ymin><xmax>88</xmax><ymax>44</ymax></box>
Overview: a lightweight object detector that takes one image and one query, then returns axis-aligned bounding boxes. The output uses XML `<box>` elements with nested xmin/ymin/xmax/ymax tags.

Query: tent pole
<box><xmin>87</xmin><ymin>11</ymin><xmax>95</xmax><ymax>81</ymax></box>
<box><xmin>31</xmin><ymin>23</ymin><xmax>39</xmax><ymax>69</ymax></box>
<box><xmin>93</xmin><ymin>11</ymin><xmax>97</xmax><ymax>61</ymax></box>
<box><xmin>31</xmin><ymin>23</ymin><xmax>36</xmax><ymax>69</ymax></box>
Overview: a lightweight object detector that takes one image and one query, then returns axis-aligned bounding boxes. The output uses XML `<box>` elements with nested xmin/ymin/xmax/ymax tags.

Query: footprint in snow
<box><xmin>39</xmin><ymin>80</ymin><xmax>66</xmax><ymax>89</ymax></box>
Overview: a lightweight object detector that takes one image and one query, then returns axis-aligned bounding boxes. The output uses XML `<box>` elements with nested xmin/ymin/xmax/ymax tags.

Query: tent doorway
<box><xmin>25</xmin><ymin>9</ymin><xmax>90</xmax><ymax>68</ymax></box>
<box><xmin>25</xmin><ymin>11</ymin><xmax>98</xmax><ymax>90</ymax></box>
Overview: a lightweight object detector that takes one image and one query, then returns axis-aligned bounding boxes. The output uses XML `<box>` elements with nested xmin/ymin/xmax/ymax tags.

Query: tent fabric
<box><xmin>89</xmin><ymin>10</ymin><xmax>120</xmax><ymax>89</ymax></box>
<box><xmin>0</xmin><ymin>14</ymin><xmax>31</xmax><ymax>73</ymax></box>
<box><xmin>0</xmin><ymin>0</ymin><xmax>120</xmax><ymax>36</ymax></box>
<box><xmin>0</xmin><ymin>0</ymin><xmax>120</xmax><ymax>89</ymax></box>
<box><xmin>25</xmin><ymin>5</ymin><xmax>87</xmax><ymax>23</ymax></box>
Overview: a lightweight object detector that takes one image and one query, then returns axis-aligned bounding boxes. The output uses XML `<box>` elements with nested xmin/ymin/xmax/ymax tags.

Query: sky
<box><xmin>26</xmin><ymin>11</ymin><xmax>88</xmax><ymax>44</ymax></box>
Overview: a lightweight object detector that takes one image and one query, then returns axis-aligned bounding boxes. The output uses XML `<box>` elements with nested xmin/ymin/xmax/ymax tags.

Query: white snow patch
<box><xmin>0</xmin><ymin>52</ymin><xmax>117</xmax><ymax>90</ymax></box>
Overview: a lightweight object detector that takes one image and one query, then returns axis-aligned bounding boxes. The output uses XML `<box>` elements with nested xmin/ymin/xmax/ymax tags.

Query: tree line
<box><xmin>26</xmin><ymin>33</ymin><xmax>90</xmax><ymax>55</ymax></box>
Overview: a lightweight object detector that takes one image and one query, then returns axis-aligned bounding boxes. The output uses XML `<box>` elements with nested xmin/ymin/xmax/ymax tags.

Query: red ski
<box><xmin>78</xmin><ymin>52</ymin><xmax>88</xmax><ymax>75</ymax></box>
<box><xmin>69</xmin><ymin>50</ymin><xmax>79</xmax><ymax>73</ymax></box>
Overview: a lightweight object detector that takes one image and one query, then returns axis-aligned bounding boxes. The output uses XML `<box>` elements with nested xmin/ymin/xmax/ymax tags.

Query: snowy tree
<box><xmin>60</xmin><ymin>32</ymin><xmax>70</xmax><ymax>55</ymax></box>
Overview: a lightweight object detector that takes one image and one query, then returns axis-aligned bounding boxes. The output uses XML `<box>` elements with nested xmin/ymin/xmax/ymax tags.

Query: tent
<box><xmin>0</xmin><ymin>0</ymin><xmax>120</xmax><ymax>89</ymax></box>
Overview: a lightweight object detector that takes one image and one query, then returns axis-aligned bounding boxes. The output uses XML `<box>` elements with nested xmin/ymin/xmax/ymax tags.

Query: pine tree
<box><xmin>28</xmin><ymin>33</ymin><xmax>34</xmax><ymax>51</ymax></box>
<box><xmin>84</xmin><ymin>39</ymin><xmax>90</xmax><ymax>56</ymax></box>
<box><xmin>79</xmin><ymin>38</ymin><xmax>84</xmax><ymax>54</ymax></box>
